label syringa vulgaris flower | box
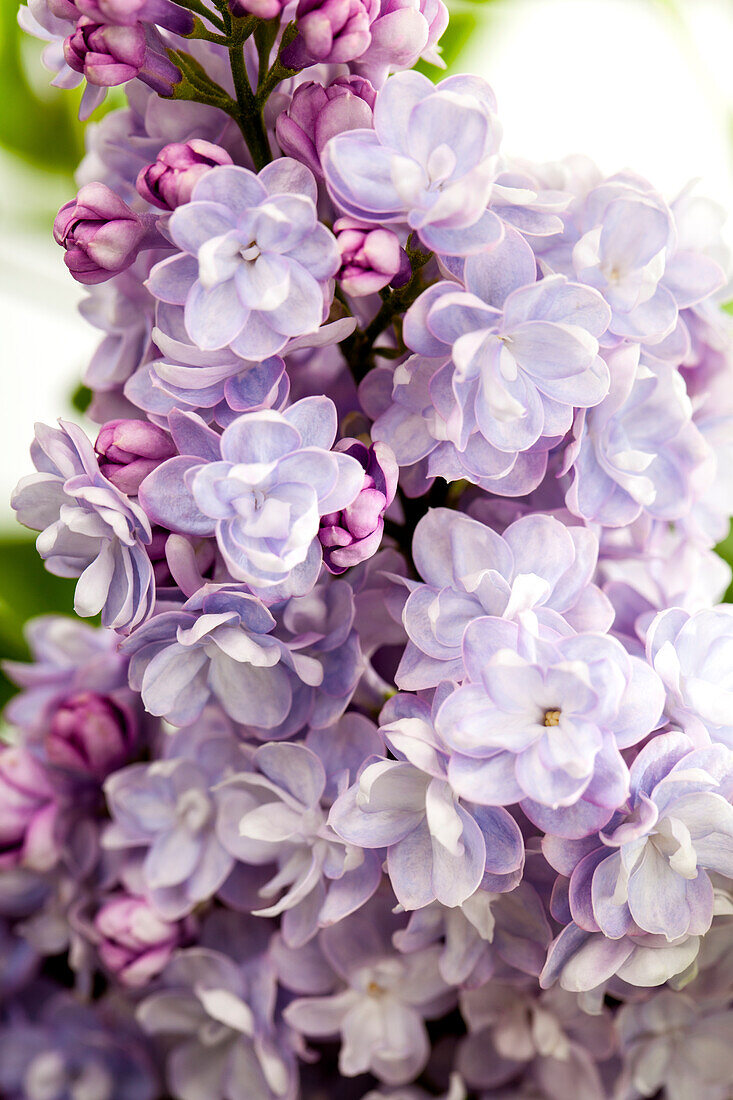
[434,619,664,827]
[564,344,710,529]
[646,605,733,749]
[395,507,612,690]
[280,892,455,1085]
[146,160,342,361]
[560,732,733,943]
[216,741,381,947]
[372,226,611,494]
[11,420,155,632]
[139,398,365,599]
[323,70,503,256]
[330,690,524,909]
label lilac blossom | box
[137,930,298,1100]
[564,345,710,528]
[331,692,524,909]
[393,880,552,986]
[319,438,398,573]
[371,226,611,494]
[0,993,158,1100]
[136,140,233,210]
[44,689,138,779]
[275,76,377,178]
[396,507,613,689]
[147,160,341,360]
[335,217,405,296]
[11,420,155,632]
[95,417,175,494]
[616,990,733,1100]
[79,254,158,395]
[217,741,381,946]
[120,585,324,728]
[280,893,455,1084]
[103,724,249,917]
[64,15,181,97]
[54,182,163,284]
[562,732,733,942]
[284,0,379,68]
[458,984,616,1100]
[95,892,187,987]
[355,0,449,86]
[323,70,504,256]
[434,619,664,819]
[646,606,733,748]
[138,399,364,597]
[17,0,108,118]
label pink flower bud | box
[95,418,176,494]
[95,893,186,987]
[319,439,398,572]
[229,0,286,17]
[283,0,379,68]
[46,691,138,780]
[334,217,405,296]
[64,16,147,84]
[54,182,159,285]
[0,748,59,872]
[276,76,376,178]
[136,140,233,211]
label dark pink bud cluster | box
[136,141,233,211]
[95,419,176,494]
[320,439,398,572]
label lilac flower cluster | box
[5,0,733,1095]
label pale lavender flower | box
[458,984,616,1100]
[138,399,364,597]
[0,993,158,1100]
[3,615,130,738]
[323,70,503,256]
[95,892,187,987]
[335,217,405,296]
[120,584,322,728]
[540,919,703,993]
[54,182,163,285]
[396,507,613,690]
[377,226,611,487]
[393,879,552,987]
[103,725,249,917]
[0,747,60,873]
[646,606,733,749]
[435,619,664,818]
[147,160,341,361]
[136,139,233,210]
[616,989,733,1100]
[280,892,455,1084]
[319,438,398,573]
[137,932,298,1100]
[217,741,381,946]
[275,76,377,178]
[11,420,155,632]
[563,732,733,942]
[331,692,524,909]
[95,417,175,494]
[564,345,710,528]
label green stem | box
[228,30,272,170]
[177,0,226,31]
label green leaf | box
[71,384,93,415]
[0,538,78,712]
[716,521,733,603]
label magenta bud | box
[0,748,59,872]
[46,691,138,780]
[283,0,379,68]
[319,439,398,573]
[335,217,403,297]
[54,182,158,285]
[64,16,147,84]
[95,893,186,987]
[275,76,376,178]
[229,0,286,16]
[136,140,233,211]
[95,418,176,494]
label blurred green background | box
[0,0,731,712]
